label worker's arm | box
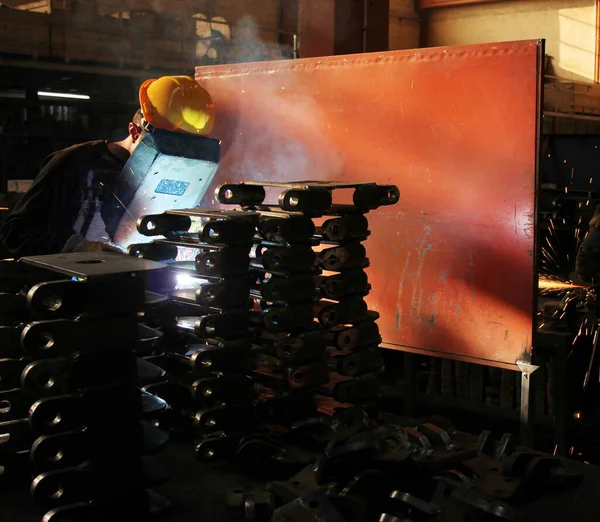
[0,150,85,257]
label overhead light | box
[37,91,90,100]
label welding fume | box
[0,75,218,259]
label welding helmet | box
[139,75,215,135]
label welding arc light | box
[37,91,91,100]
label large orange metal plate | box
[196,40,542,368]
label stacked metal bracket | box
[215,181,399,426]
[0,253,171,521]
[128,209,257,462]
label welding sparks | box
[112,192,136,221]
[538,275,583,293]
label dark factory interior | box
[3,0,600,521]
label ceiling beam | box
[0,56,187,79]
[419,0,505,8]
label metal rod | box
[545,111,600,123]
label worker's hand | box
[62,235,124,255]
[83,241,124,254]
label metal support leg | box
[517,360,539,446]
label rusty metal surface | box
[195,40,542,367]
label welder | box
[0,75,214,258]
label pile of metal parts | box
[217,181,396,426]
[0,253,172,521]
[131,209,257,458]
[227,418,586,522]
[126,181,398,461]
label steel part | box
[136,323,165,355]
[42,502,103,522]
[388,490,440,517]
[127,242,179,262]
[31,466,143,510]
[198,219,256,246]
[416,423,454,450]
[339,469,395,517]
[278,188,333,215]
[237,436,315,479]
[0,260,63,295]
[258,215,316,243]
[516,359,539,446]
[190,403,256,434]
[318,270,370,301]
[226,489,275,522]
[502,451,542,478]
[196,280,250,309]
[329,346,382,377]
[255,390,319,424]
[495,434,516,459]
[256,275,316,304]
[195,432,238,462]
[252,244,316,274]
[30,429,141,472]
[315,298,369,328]
[0,326,23,358]
[318,244,368,272]
[137,213,192,237]
[318,215,370,242]
[21,354,136,397]
[175,373,253,406]
[0,388,33,422]
[260,331,326,363]
[216,183,266,206]
[20,317,138,360]
[40,487,162,521]
[21,252,168,281]
[319,372,380,403]
[27,278,146,320]
[476,430,495,456]
[196,40,542,367]
[271,493,346,522]
[193,311,250,339]
[326,322,381,351]
[165,342,250,376]
[257,342,326,367]
[403,427,433,452]
[0,418,34,453]
[195,247,251,278]
[253,305,315,333]
[141,389,169,418]
[137,357,167,385]
[240,181,379,190]
[352,185,400,210]
[28,386,142,435]
[142,421,170,455]
[292,407,367,444]
[254,361,330,390]
[0,358,25,391]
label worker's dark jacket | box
[0,141,125,258]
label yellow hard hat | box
[139,75,214,135]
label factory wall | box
[425,0,597,82]
[389,0,422,50]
